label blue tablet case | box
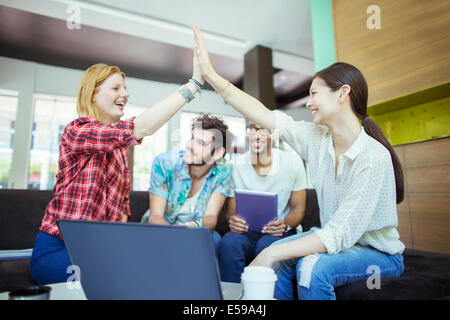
[234,189,278,233]
[58,220,222,300]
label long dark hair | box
[315,62,404,204]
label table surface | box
[0,281,243,300]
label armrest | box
[0,249,33,261]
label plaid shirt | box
[40,116,141,238]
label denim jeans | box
[218,230,295,283]
[212,230,222,257]
[272,228,405,300]
[30,231,73,285]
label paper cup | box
[241,266,277,300]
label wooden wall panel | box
[406,165,450,194]
[409,193,450,221]
[411,217,450,255]
[332,0,450,106]
[394,145,413,248]
[393,138,450,254]
[398,215,413,249]
[404,138,450,168]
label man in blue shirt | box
[141,113,234,253]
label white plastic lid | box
[241,266,277,282]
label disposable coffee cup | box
[241,266,277,300]
[9,285,52,300]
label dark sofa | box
[1,189,450,299]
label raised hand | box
[192,53,204,86]
[193,25,216,81]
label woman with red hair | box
[30,60,203,285]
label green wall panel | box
[371,95,450,146]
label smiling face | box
[306,77,342,126]
[183,128,219,166]
[247,122,271,155]
[92,73,129,124]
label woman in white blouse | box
[193,26,405,299]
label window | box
[0,90,18,188]
[27,95,167,191]
[122,105,168,191]
[179,112,246,159]
[28,94,78,190]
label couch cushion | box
[334,248,450,300]
[0,190,53,250]
[128,191,150,223]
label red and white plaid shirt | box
[40,116,141,238]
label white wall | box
[283,106,313,123]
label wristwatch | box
[284,222,292,234]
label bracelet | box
[284,223,292,234]
[188,79,202,100]
[193,218,203,228]
[177,84,195,103]
[189,78,203,89]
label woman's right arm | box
[193,26,275,129]
[133,55,204,139]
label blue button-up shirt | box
[142,150,233,224]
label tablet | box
[234,189,278,233]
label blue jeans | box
[212,230,222,257]
[272,229,405,300]
[218,230,295,283]
[30,231,73,285]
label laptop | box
[58,220,223,300]
[234,189,278,233]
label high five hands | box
[193,25,216,82]
[192,51,204,87]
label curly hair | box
[191,113,234,157]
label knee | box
[221,232,247,250]
[212,230,222,242]
[296,254,331,289]
[255,236,279,256]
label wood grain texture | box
[411,217,450,255]
[332,0,450,106]
[404,138,450,168]
[392,138,450,253]
[406,164,450,194]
